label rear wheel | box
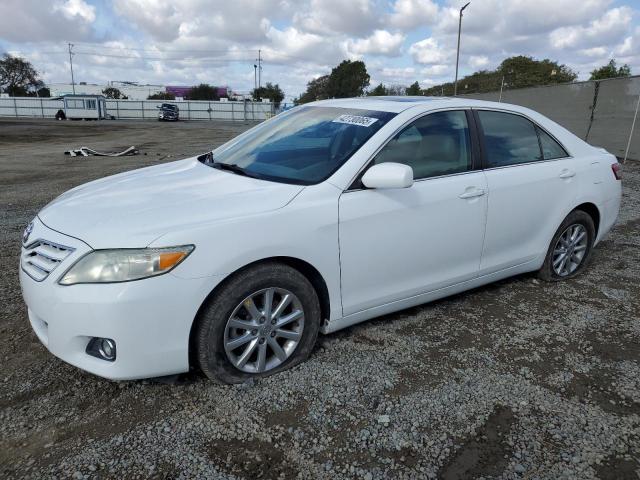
[538,210,595,281]
[194,262,321,383]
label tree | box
[590,59,631,80]
[186,84,219,100]
[102,87,127,99]
[423,55,577,96]
[367,83,388,96]
[325,60,370,98]
[0,53,40,96]
[405,81,421,96]
[252,82,285,107]
[386,84,405,96]
[35,86,50,97]
[296,60,370,104]
[147,91,175,100]
[295,75,329,104]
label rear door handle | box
[459,187,486,199]
[559,169,576,179]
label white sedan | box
[19,97,621,383]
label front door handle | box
[459,187,486,199]
[559,169,576,179]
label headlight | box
[58,245,194,285]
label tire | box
[538,210,596,282]
[194,262,321,384]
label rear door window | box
[477,110,542,168]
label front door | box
[339,110,488,316]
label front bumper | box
[19,218,218,380]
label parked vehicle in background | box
[19,97,621,383]
[158,103,179,121]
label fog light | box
[86,337,116,362]
[99,339,116,360]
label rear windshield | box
[207,106,396,185]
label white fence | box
[0,97,274,121]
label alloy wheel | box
[223,287,305,373]
[552,223,588,277]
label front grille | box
[22,240,75,282]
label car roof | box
[307,96,524,114]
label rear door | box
[339,110,488,315]
[475,109,582,273]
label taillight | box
[611,163,622,180]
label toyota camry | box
[19,97,621,383]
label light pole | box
[453,2,470,97]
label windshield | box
[206,106,396,185]
[162,104,177,110]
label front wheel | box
[194,262,321,383]
[538,210,595,282]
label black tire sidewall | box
[195,262,321,384]
[540,210,596,281]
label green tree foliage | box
[35,86,50,97]
[367,83,388,96]
[589,59,631,80]
[102,87,127,99]
[0,53,41,96]
[405,81,421,96]
[252,82,285,107]
[423,56,578,96]
[295,75,329,104]
[326,60,370,98]
[148,91,176,100]
[186,84,219,100]
[296,60,370,104]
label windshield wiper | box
[211,161,257,178]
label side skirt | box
[321,259,540,334]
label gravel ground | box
[1,119,639,479]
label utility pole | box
[499,75,505,102]
[454,2,470,97]
[68,43,76,94]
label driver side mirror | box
[361,163,414,189]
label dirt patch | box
[208,437,298,479]
[438,406,516,480]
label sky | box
[1,0,639,101]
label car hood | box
[38,157,304,248]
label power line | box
[42,50,256,63]
[72,41,258,55]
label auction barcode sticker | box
[332,114,379,127]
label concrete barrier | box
[464,76,640,161]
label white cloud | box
[409,37,449,64]
[264,26,345,66]
[469,55,489,69]
[550,7,632,49]
[293,0,379,36]
[346,30,405,57]
[388,0,439,30]
[53,0,96,23]
[420,65,448,75]
[0,0,97,42]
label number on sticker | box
[332,115,378,127]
